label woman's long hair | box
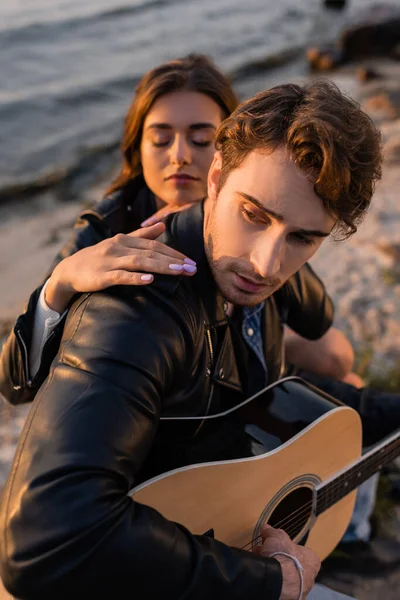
[106,53,238,196]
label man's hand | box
[255,525,321,599]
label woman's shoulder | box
[80,176,156,236]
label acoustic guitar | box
[131,377,400,560]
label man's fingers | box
[259,526,293,557]
[260,524,288,542]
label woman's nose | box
[170,136,191,166]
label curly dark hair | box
[215,80,383,239]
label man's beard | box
[204,216,282,307]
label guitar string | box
[240,489,352,550]
[239,501,314,552]
[239,501,313,551]
[239,443,400,552]
[242,459,378,546]
[240,470,394,553]
[256,500,313,536]
[241,508,318,552]
[273,441,400,532]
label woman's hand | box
[140,202,196,227]
[45,222,196,313]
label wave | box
[1,44,301,114]
[0,141,119,204]
[229,45,304,82]
[0,44,302,205]
[0,0,186,43]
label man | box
[0,80,391,600]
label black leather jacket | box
[0,177,156,405]
[0,202,334,600]
[0,177,332,406]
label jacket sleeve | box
[0,210,114,405]
[0,288,282,600]
[283,263,334,340]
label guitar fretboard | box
[316,432,400,515]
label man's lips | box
[233,273,266,293]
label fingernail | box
[141,274,153,281]
[169,264,184,271]
[183,264,196,273]
[184,258,196,266]
[141,219,155,227]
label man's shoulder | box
[65,275,202,346]
[56,279,203,384]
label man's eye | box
[241,207,257,222]
[292,233,315,246]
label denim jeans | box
[342,473,379,542]
[309,583,355,599]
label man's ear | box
[207,151,223,203]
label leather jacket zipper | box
[15,328,32,387]
[194,326,215,436]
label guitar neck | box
[316,429,400,515]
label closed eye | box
[191,140,213,147]
[152,140,171,148]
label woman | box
[0,53,357,406]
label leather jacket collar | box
[164,200,227,328]
[162,202,245,395]
[163,201,287,387]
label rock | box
[306,46,341,71]
[306,4,400,70]
[383,135,400,163]
[362,89,400,121]
[381,301,396,315]
[356,66,382,82]
[377,242,400,261]
[324,0,347,9]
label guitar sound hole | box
[267,487,313,541]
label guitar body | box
[131,378,363,560]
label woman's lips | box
[166,174,199,186]
[233,273,265,293]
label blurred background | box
[0,0,382,208]
[1,1,400,597]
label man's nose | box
[170,136,191,166]
[251,232,284,280]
